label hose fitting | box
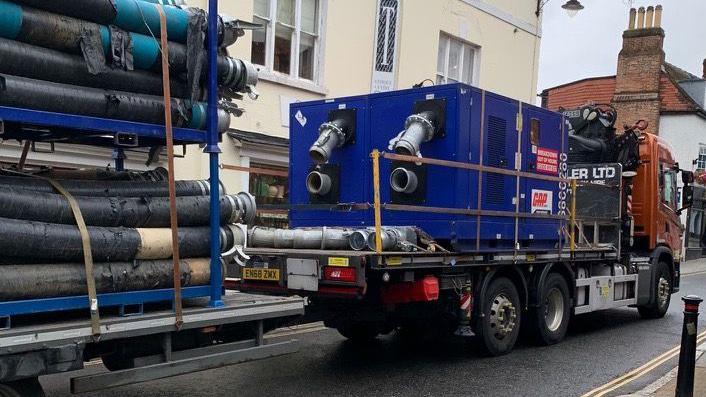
[393,111,438,156]
[306,171,332,196]
[309,118,352,164]
[390,167,418,194]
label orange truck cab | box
[631,132,694,287]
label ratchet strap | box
[46,178,102,338]
[2,168,102,337]
[156,4,184,329]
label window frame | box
[436,33,480,86]
[697,144,706,171]
[252,0,325,91]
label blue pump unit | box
[289,83,567,251]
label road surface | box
[41,261,706,397]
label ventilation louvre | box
[485,115,507,206]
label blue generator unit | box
[289,83,567,252]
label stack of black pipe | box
[0,0,258,131]
[0,169,257,301]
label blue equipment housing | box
[289,83,568,252]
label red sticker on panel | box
[536,147,559,175]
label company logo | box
[531,189,553,214]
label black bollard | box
[675,295,703,397]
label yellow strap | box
[46,178,102,337]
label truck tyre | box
[0,378,45,397]
[475,277,521,356]
[101,353,136,371]
[336,322,380,343]
[638,261,672,319]
[529,273,571,345]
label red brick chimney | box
[612,5,665,134]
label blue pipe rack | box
[0,1,225,318]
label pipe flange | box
[318,122,347,147]
[237,192,258,225]
[405,113,436,141]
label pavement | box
[39,258,706,397]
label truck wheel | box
[101,353,136,371]
[0,378,45,397]
[336,322,380,343]
[475,277,521,356]
[638,261,672,319]
[530,273,570,345]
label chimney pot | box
[645,6,654,28]
[628,8,636,29]
[637,7,646,29]
[654,5,663,28]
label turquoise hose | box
[0,1,22,39]
[112,0,189,43]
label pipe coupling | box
[393,111,437,156]
[390,167,418,194]
[306,171,332,196]
[309,120,348,164]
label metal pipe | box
[248,227,353,250]
[349,229,371,251]
[366,226,418,251]
[0,38,190,98]
[0,188,256,227]
[306,171,332,196]
[0,74,230,131]
[0,175,212,197]
[390,167,419,194]
[0,258,220,300]
[0,217,243,263]
[393,111,438,156]
[308,118,352,164]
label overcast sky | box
[538,0,706,93]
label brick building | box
[541,5,706,259]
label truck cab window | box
[661,167,677,209]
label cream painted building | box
[178,0,544,225]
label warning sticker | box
[295,110,307,127]
[536,147,559,175]
[531,189,553,214]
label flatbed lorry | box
[234,93,695,356]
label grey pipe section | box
[249,227,352,250]
[366,227,418,251]
[393,111,438,156]
[309,119,350,164]
[349,229,371,251]
[0,188,256,227]
[0,258,221,300]
[390,167,419,194]
[306,171,332,196]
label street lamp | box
[561,0,585,17]
[536,0,585,17]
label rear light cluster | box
[323,266,357,283]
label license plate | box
[242,268,280,281]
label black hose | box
[17,167,169,181]
[0,217,239,263]
[0,188,254,227]
[0,175,211,196]
[0,258,215,300]
[0,38,190,98]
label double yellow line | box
[581,330,706,397]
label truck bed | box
[0,293,304,355]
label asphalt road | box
[41,261,706,397]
